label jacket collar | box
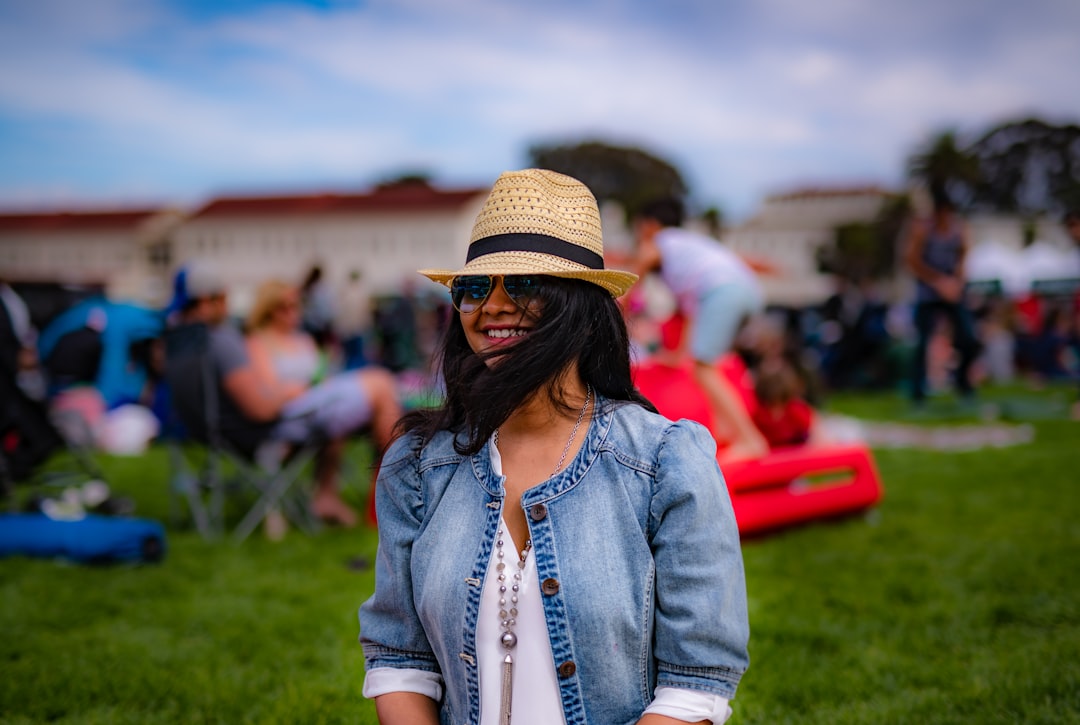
[470,394,615,501]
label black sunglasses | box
[450,275,544,314]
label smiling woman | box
[358,169,751,725]
[453,275,544,357]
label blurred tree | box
[906,119,1080,216]
[818,222,876,280]
[701,206,724,238]
[376,171,433,188]
[965,118,1080,216]
[527,140,688,218]
[907,130,981,207]
[817,193,911,280]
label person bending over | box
[631,197,770,462]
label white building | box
[169,179,487,313]
[722,187,893,306]
[7,179,1070,319]
[0,208,184,303]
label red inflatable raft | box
[632,355,883,537]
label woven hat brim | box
[419,251,637,298]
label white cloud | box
[0,0,1077,218]
[787,50,845,87]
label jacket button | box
[541,578,560,595]
[557,661,576,678]
[529,504,547,521]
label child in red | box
[752,360,814,448]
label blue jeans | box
[912,300,981,401]
[341,334,369,370]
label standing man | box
[632,197,770,462]
[1064,208,1080,420]
[904,186,981,405]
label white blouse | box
[362,439,732,724]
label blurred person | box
[373,284,419,373]
[0,278,44,399]
[820,276,892,390]
[620,274,674,362]
[1066,208,1080,249]
[1011,296,1045,382]
[1064,208,1080,419]
[359,169,749,725]
[974,295,1017,384]
[631,197,770,462]
[246,279,331,385]
[740,309,826,407]
[412,288,453,374]
[300,264,336,349]
[904,185,981,404]
[335,269,373,370]
[174,266,402,528]
[818,275,864,382]
[751,358,814,449]
[1026,303,1074,382]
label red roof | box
[193,180,486,219]
[0,209,162,233]
[766,186,891,202]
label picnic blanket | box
[819,414,1035,451]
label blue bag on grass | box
[0,514,166,564]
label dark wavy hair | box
[636,197,685,228]
[397,276,656,455]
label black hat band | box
[466,233,605,270]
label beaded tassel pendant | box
[496,529,530,725]
[499,653,514,725]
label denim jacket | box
[359,398,750,725]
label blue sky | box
[1,0,1078,220]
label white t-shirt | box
[656,227,760,316]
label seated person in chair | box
[172,263,402,527]
[246,279,334,390]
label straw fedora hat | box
[419,168,638,297]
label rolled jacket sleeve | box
[645,686,732,724]
[362,667,443,702]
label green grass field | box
[2,387,1078,724]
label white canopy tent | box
[965,240,1080,297]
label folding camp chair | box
[162,322,322,541]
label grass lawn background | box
[2,386,1078,724]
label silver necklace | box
[492,384,592,725]
[492,384,593,478]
